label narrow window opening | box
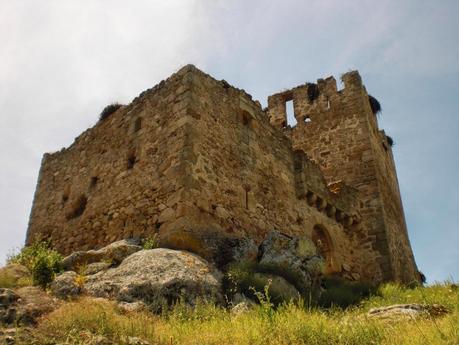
[240,111,252,128]
[326,97,331,110]
[90,176,98,189]
[243,185,251,209]
[242,113,250,126]
[62,186,70,205]
[134,117,142,132]
[312,225,334,273]
[127,152,136,170]
[286,100,297,127]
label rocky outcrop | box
[50,271,81,298]
[84,248,223,311]
[61,239,142,271]
[367,303,449,320]
[0,287,59,326]
[258,231,324,294]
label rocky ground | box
[0,233,456,344]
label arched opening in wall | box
[304,116,312,124]
[134,117,142,132]
[312,225,335,274]
[286,100,297,127]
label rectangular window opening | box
[286,100,297,127]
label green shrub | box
[318,276,377,309]
[368,95,382,114]
[99,103,123,122]
[8,241,63,289]
[142,234,159,250]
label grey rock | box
[231,301,252,316]
[0,289,19,307]
[258,231,324,294]
[0,287,59,326]
[50,271,81,298]
[124,336,151,345]
[252,273,300,302]
[84,248,223,312]
[62,239,142,271]
[85,262,112,275]
[368,303,449,320]
[117,301,147,313]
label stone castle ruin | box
[26,65,420,284]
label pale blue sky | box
[1,0,457,283]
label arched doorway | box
[312,225,335,274]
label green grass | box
[21,282,459,345]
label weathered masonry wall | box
[267,71,418,283]
[26,64,419,284]
[26,68,195,254]
[158,67,373,278]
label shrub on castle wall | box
[98,103,123,122]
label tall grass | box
[27,282,458,345]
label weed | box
[142,234,160,250]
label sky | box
[0,0,458,283]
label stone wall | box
[26,65,419,284]
[146,67,372,278]
[26,68,194,254]
[267,71,419,282]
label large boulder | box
[62,239,142,271]
[84,248,223,311]
[252,273,300,303]
[50,271,81,298]
[258,231,324,294]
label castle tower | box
[267,71,419,283]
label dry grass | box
[18,282,459,345]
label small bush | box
[386,135,394,147]
[142,234,159,250]
[368,95,382,114]
[318,276,377,309]
[99,103,123,122]
[8,241,63,289]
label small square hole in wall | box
[304,116,312,123]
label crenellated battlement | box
[267,71,370,130]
